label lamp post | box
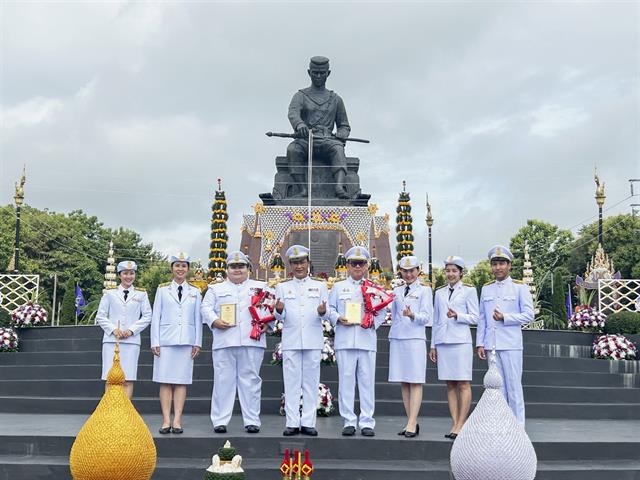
[594,170,606,245]
[426,194,434,285]
[13,167,26,274]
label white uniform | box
[150,281,203,385]
[432,282,479,381]
[388,281,432,384]
[327,277,386,429]
[201,278,269,428]
[476,277,534,425]
[96,285,152,381]
[275,276,328,429]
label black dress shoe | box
[449,433,458,440]
[445,433,453,438]
[300,426,318,436]
[171,427,183,434]
[341,426,356,436]
[214,425,227,434]
[283,427,300,436]
[361,427,375,437]
[245,425,260,434]
[404,424,419,438]
[158,426,171,435]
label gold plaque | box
[345,301,362,324]
[219,304,236,326]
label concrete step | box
[0,395,637,419]
[16,325,599,347]
[15,337,598,359]
[3,349,639,374]
[1,363,637,387]
[3,378,639,403]
[3,455,640,480]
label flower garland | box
[0,327,19,352]
[361,280,394,328]
[271,342,283,365]
[568,305,606,332]
[321,337,336,366]
[248,287,276,340]
[284,211,348,224]
[11,302,47,328]
[592,334,637,360]
[279,383,335,417]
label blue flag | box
[75,285,87,316]
[565,286,573,320]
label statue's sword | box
[265,131,370,143]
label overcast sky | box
[1,1,638,269]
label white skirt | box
[152,345,194,385]
[436,343,473,381]
[388,339,426,384]
[102,343,140,381]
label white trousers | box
[210,346,264,428]
[495,349,525,425]
[283,349,321,428]
[336,349,376,429]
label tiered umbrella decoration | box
[395,181,414,261]
[209,179,228,280]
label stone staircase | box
[0,326,638,479]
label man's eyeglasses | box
[348,260,367,267]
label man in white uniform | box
[274,245,328,436]
[201,251,271,434]
[476,245,534,425]
[327,246,386,437]
[96,260,152,399]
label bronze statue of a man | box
[287,56,351,199]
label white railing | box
[0,274,40,313]
[598,279,640,316]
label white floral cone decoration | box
[450,352,537,480]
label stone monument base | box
[240,204,392,280]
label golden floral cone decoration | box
[69,342,156,479]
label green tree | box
[0,205,163,312]
[567,214,640,279]
[550,268,567,325]
[137,263,172,305]
[509,219,574,308]
[59,277,78,325]
[466,261,492,297]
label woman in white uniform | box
[388,256,433,438]
[96,260,152,399]
[150,252,203,434]
[430,256,479,439]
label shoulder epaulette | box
[158,282,171,288]
[435,284,447,291]
[419,281,432,288]
[463,283,474,288]
[106,286,117,290]
[484,280,496,286]
[134,287,146,292]
[512,279,524,284]
[280,278,293,282]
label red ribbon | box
[360,279,394,329]
[248,288,276,340]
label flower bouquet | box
[592,334,637,360]
[317,383,335,417]
[322,319,334,338]
[568,305,606,332]
[279,383,336,417]
[0,327,19,352]
[248,287,276,340]
[269,319,284,337]
[360,280,394,328]
[271,342,283,365]
[321,337,336,366]
[11,302,47,328]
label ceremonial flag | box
[565,286,573,320]
[75,285,87,316]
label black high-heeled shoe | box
[404,424,420,438]
[397,429,406,436]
